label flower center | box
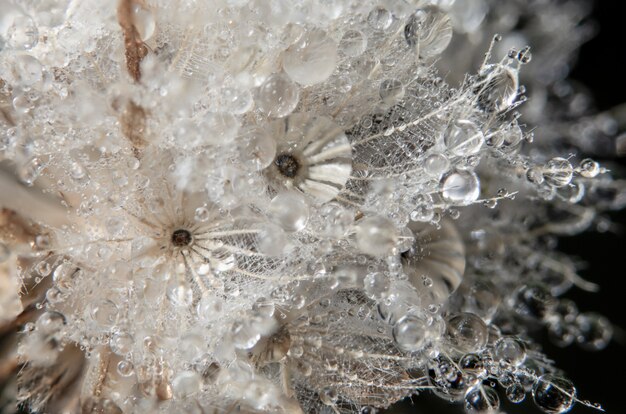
[274,153,300,178]
[171,229,192,247]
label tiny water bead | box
[506,383,526,403]
[171,229,193,247]
[441,169,480,205]
[404,6,453,59]
[282,29,338,86]
[444,312,488,354]
[579,158,600,178]
[255,73,300,117]
[132,4,156,41]
[268,191,309,232]
[493,336,526,366]
[443,120,484,156]
[464,385,500,413]
[238,128,277,171]
[392,314,427,352]
[532,374,576,414]
[379,79,405,105]
[543,158,574,188]
[367,7,393,31]
[355,216,398,256]
[475,65,519,113]
[6,15,39,50]
[339,29,367,57]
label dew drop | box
[543,158,573,188]
[404,6,453,59]
[393,314,427,352]
[441,169,480,205]
[339,30,367,57]
[283,29,337,86]
[256,73,300,117]
[532,374,576,414]
[367,7,393,31]
[355,216,398,256]
[444,120,484,156]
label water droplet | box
[355,216,398,256]
[444,120,484,156]
[424,152,450,178]
[465,385,500,412]
[194,206,210,222]
[404,6,453,59]
[575,312,612,351]
[167,283,193,307]
[507,383,526,403]
[269,191,309,232]
[110,332,133,355]
[379,79,405,105]
[256,73,300,117]
[257,224,287,256]
[283,29,337,86]
[533,374,576,414]
[339,30,367,57]
[196,293,224,324]
[364,272,391,300]
[367,7,393,31]
[172,371,201,398]
[132,5,156,41]
[441,169,480,205]
[444,312,488,353]
[7,15,38,50]
[543,158,573,187]
[18,157,46,186]
[579,158,600,178]
[117,360,134,377]
[393,314,427,352]
[494,336,526,366]
[12,54,42,86]
[475,65,518,113]
[317,386,337,405]
[238,128,277,172]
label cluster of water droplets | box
[0,1,623,414]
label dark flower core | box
[274,153,300,178]
[172,229,193,247]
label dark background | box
[391,1,626,413]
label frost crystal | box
[0,1,623,414]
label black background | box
[391,1,626,413]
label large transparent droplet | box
[379,79,405,105]
[532,374,576,414]
[543,158,573,188]
[132,5,156,41]
[404,6,453,59]
[444,120,484,156]
[475,65,519,113]
[355,216,398,256]
[238,128,277,171]
[12,54,42,87]
[367,7,393,31]
[494,336,526,366]
[464,385,500,413]
[393,314,427,352]
[441,169,480,205]
[339,30,367,57]
[283,29,337,86]
[172,371,201,398]
[268,191,309,232]
[256,73,300,117]
[6,15,39,50]
[444,312,488,353]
